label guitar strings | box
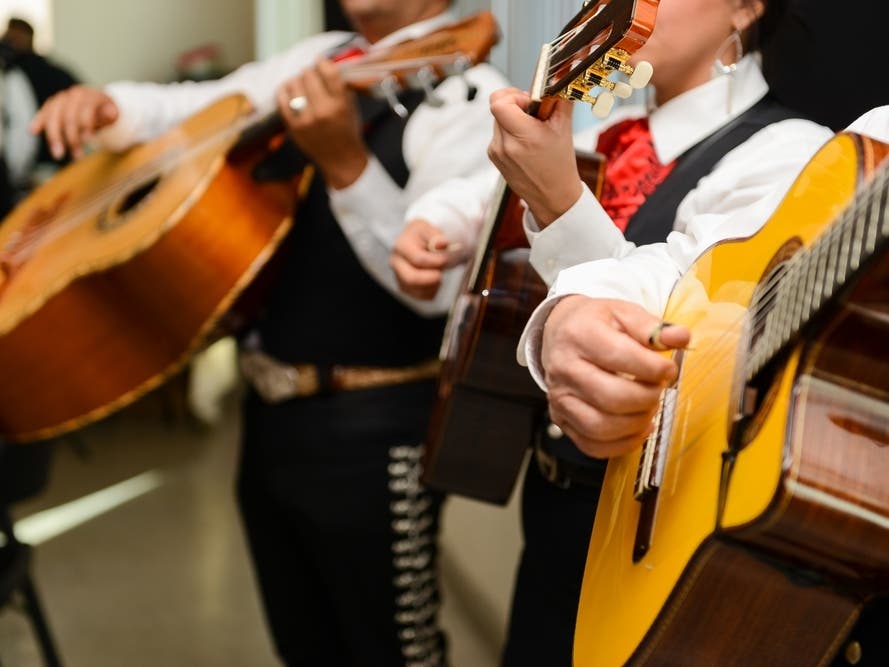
[747,164,889,335]
[1,52,473,263]
[1,116,257,261]
[637,168,889,460]
[677,158,889,372]
[648,165,889,466]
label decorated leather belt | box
[239,349,442,404]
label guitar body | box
[0,95,298,442]
[0,12,501,443]
[575,134,889,665]
[424,153,604,504]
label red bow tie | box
[595,117,676,232]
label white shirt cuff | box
[525,184,628,286]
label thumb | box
[649,322,691,351]
[425,233,450,252]
[97,101,119,127]
[609,301,691,351]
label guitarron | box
[575,133,889,665]
[0,12,498,443]
[424,0,658,504]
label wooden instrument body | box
[0,12,501,443]
[424,153,604,503]
[575,134,889,665]
[0,95,297,442]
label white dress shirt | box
[95,11,509,317]
[846,105,889,139]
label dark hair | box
[7,17,34,36]
[762,0,889,129]
[742,0,787,52]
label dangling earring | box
[714,30,743,114]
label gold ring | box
[648,322,671,351]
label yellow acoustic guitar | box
[0,12,498,443]
[575,132,889,665]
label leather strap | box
[240,349,441,404]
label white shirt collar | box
[648,53,769,163]
[357,10,459,52]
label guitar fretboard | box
[747,163,889,382]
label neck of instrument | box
[748,163,889,382]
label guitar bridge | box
[634,348,685,500]
[633,348,685,562]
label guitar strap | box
[623,95,801,245]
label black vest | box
[624,95,798,245]
[256,90,448,367]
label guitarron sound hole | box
[98,175,162,231]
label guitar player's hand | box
[487,87,582,228]
[277,58,369,190]
[30,85,120,160]
[541,296,690,459]
[390,219,461,300]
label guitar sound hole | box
[120,176,161,214]
[98,176,162,231]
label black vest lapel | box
[623,96,801,246]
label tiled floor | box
[0,383,501,666]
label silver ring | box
[288,95,308,114]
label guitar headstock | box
[341,12,500,116]
[531,0,658,119]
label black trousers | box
[501,455,604,667]
[237,380,446,667]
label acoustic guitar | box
[423,0,658,504]
[0,12,498,443]
[575,133,889,665]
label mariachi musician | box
[33,1,507,665]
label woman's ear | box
[733,0,765,32]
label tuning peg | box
[442,55,471,78]
[627,61,653,89]
[412,66,445,107]
[443,56,478,101]
[612,82,633,99]
[375,76,409,119]
[582,69,632,100]
[562,81,615,117]
[592,91,615,118]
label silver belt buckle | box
[239,350,301,404]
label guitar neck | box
[748,139,889,383]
